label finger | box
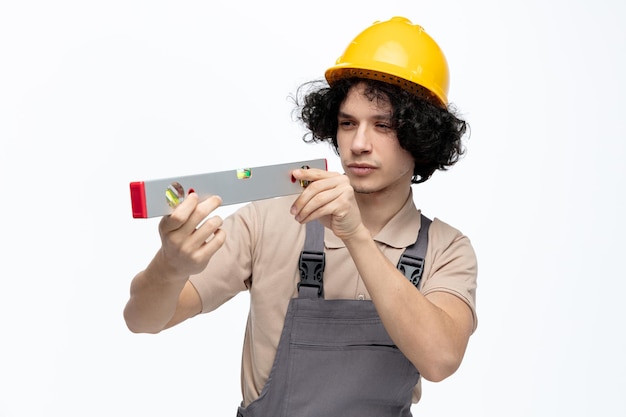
[175,226,227,275]
[190,214,224,247]
[186,194,223,232]
[291,174,348,219]
[294,182,353,223]
[161,194,222,236]
[296,188,346,223]
[291,168,336,182]
[196,227,227,260]
[160,192,200,234]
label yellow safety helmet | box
[325,16,450,107]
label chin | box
[351,182,380,195]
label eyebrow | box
[338,111,392,121]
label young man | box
[124,16,477,416]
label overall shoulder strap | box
[298,220,325,298]
[396,214,432,288]
[298,215,431,297]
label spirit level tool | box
[130,158,327,218]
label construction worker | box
[124,16,477,416]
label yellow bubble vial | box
[165,182,185,208]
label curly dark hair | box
[293,77,468,184]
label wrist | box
[147,249,190,285]
[341,223,371,245]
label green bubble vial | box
[236,168,252,179]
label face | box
[337,83,415,196]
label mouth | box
[347,163,377,176]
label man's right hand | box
[156,193,227,282]
[123,193,226,334]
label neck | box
[356,186,412,236]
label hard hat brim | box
[325,64,448,107]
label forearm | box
[123,250,189,334]
[343,226,470,381]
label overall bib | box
[237,215,431,417]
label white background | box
[1,0,625,415]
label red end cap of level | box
[129,182,147,218]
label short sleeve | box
[420,218,478,332]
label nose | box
[350,125,372,155]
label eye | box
[376,122,392,131]
[338,119,355,128]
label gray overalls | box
[237,215,431,417]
